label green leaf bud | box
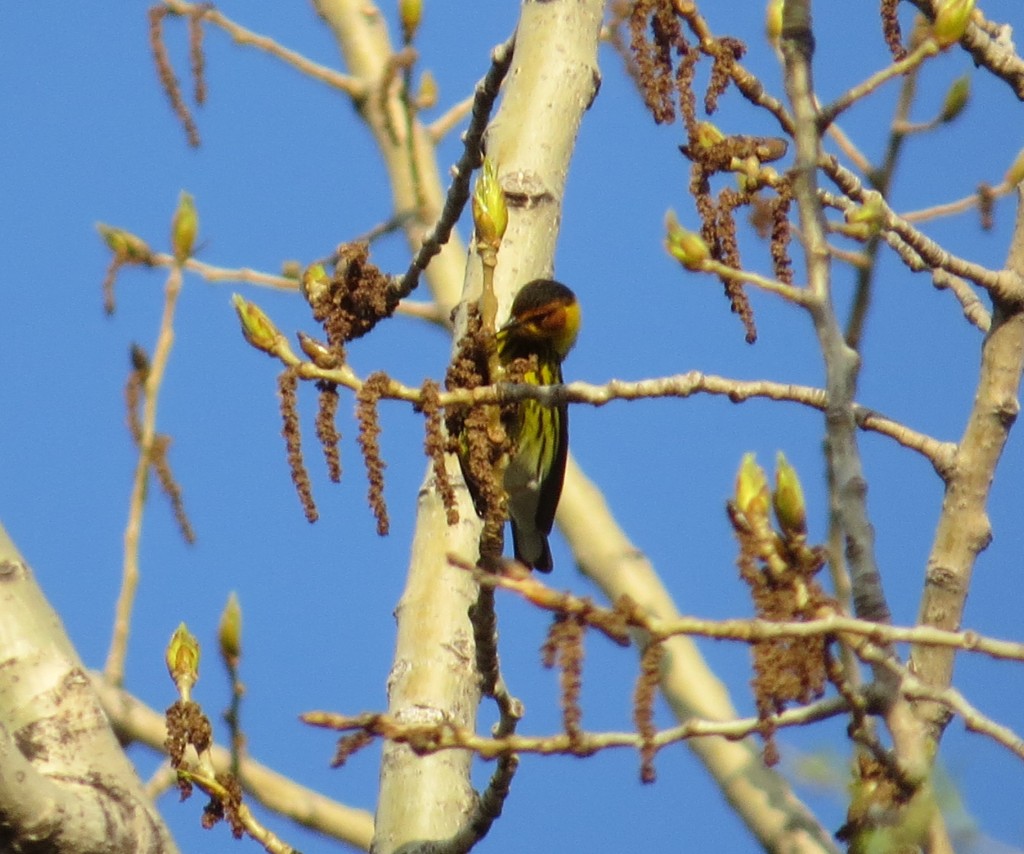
[170,191,198,263]
[938,74,970,123]
[232,294,282,355]
[166,622,200,701]
[773,451,807,537]
[218,592,242,668]
[664,210,711,271]
[932,0,975,48]
[472,157,507,250]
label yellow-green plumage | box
[496,279,580,572]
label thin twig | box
[824,159,1023,302]
[842,43,921,352]
[817,38,938,129]
[427,94,474,142]
[105,266,184,685]
[146,250,444,322]
[457,564,1024,664]
[901,0,1024,98]
[261,339,955,472]
[701,259,810,305]
[902,181,1013,224]
[177,763,299,854]
[674,1,795,135]
[824,122,872,176]
[859,645,1024,764]
[395,34,515,298]
[931,269,991,333]
[303,693,854,758]
[162,0,364,98]
[92,674,375,849]
[782,0,897,727]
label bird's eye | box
[539,305,566,331]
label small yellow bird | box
[495,279,580,572]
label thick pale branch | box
[310,2,607,851]
[911,187,1024,738]
[312,0,470,318]
[0,528,179,854]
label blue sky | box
[3,3,1024,852]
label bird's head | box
[499,279,580,362]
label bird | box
[495,279,580,572]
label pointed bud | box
[765,0,784,46]
[754,137,788,163]
[171,191,198,263]
[300,263,331,305]
[1004,147,1024,189]
[932,0,975,47]
[844,192,886,236]
[130,343,151,375]
[472,157,507,250]
[416,70,438,109]
[693,121,726,150]
[399,0,422,44]
[297,330,342,368]
[735,453,771,523]
[665,210,711,271]
[166,622,200,701]
[773,452,807,537]
[938,75,970,123]
[733,155,763,193]
[97,224,153,264]
[232,293,282,355]
[218,592,242,669]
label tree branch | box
[91,675,374,850]
[782,0,892,631]
[105,265,185,686]
[911,187,1024,739]
[304,694,854,760]
[903,0,1024,99]
[458,562,1024,665]
[556,459,840,854]
[162,0,364,97]
[823,160,1024,302]
[0,526,179,854]
[242,326,957,473]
